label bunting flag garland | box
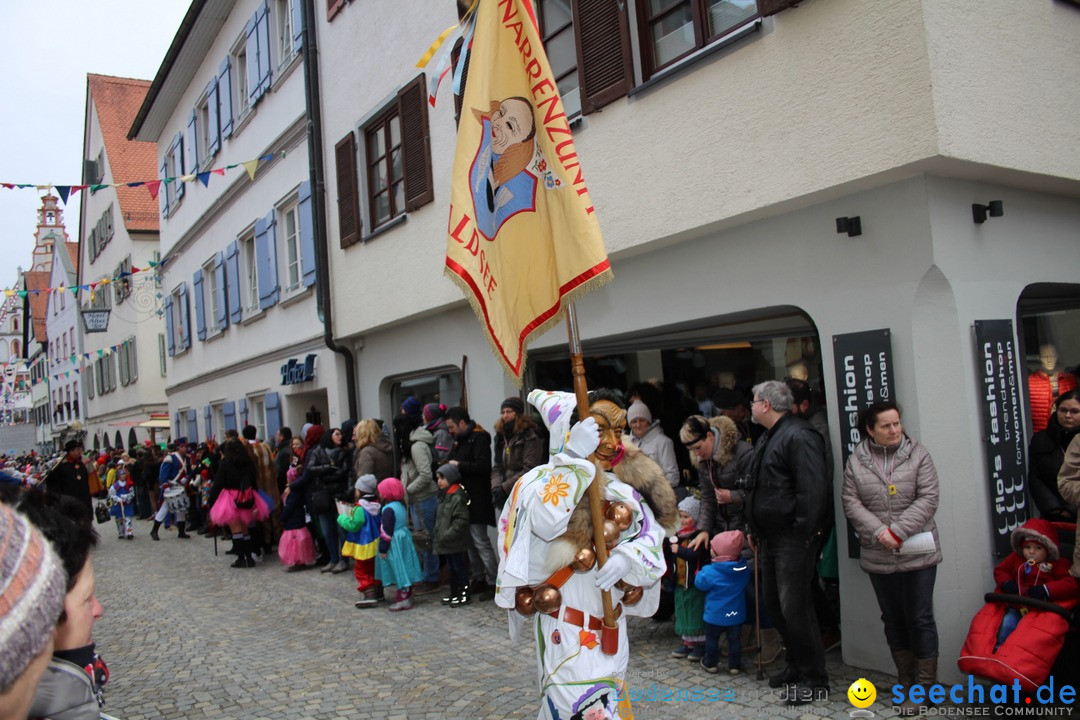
[0,260,166,302]
[0,151,285,205]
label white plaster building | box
[43,242,85,449]
[131,0,344,444]
[313,0,1080,681]
[78,74,169,453]
[0,278,30,428]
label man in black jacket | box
[44,441,92,523]
[745,380,831,706]
[446,406,496,601]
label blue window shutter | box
[187,110,199,174]
[257,1,273,98]
[213,252,227,328]
[223,401,236,431]
[292,0,303,53]
[174,132,185,200]
[159,158,170,217]
[193,270,206,340]
[239,398,248,427]
[206,78,220,156]
[176,412,183,439]
[204,405,212,441]
[225,241,242,324]
[178,284,191,349]
[218,56,233,139]
[245,11,260,106]
[265,392,282,439]
[164,295,175,356]
[298,181,316,287]
[255,210,279,309]
[187,408,199,444]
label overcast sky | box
[0,1,188,290]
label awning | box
[138,418,171,429]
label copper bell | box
[603,520,620,548]
[514,586,537,616]
[614,579,631,591]
[532,584,562,614]
[606,501,633,531]
[621,585,644,606]
[571,547,596,573]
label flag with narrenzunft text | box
[441,0,611,383]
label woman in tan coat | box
[841,401,942,696]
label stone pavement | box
[92,521,898,720]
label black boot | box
[177,521,190,539]
[150,521,162,541]
[230,538,252,568]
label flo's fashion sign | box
[832,328,894,559]
[973,320,1028,556]
[444,0,611,382]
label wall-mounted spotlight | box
[972,201,1003,224]
[836,216,861,237]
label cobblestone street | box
[93,521,896,720]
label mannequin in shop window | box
[1028,344,1078,433]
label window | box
[276,0,301,67]
[233,39,251,117]
[161,132,185,216]
[213,404,226,441]
[636,0,758,79]
[249,395,267,442]
[203,259,222,333]
[242,234,259,313]
[339,75,432,245]
[114,255,133,304]
[195,88,216,165]
[537,0,581,118]
[88,205,115,263]
[387,368,463,427]
[164,284,190,355]
[281,200,302,291]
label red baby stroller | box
[957,521,1078,692]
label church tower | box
[30,194,69,273]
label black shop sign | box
[832,329,895,558]
[973,320,1028,557]
[280,354,317,386]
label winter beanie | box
[678,496,701,520]
[710,529,745,561]
[377,477,405,503]
[437,463,461,485]
[627,401,652,424]
[355,474,378,496]
[501,396,525,415]
[0,503,67,692]
[422,403,446,424]
[401,397,423,423]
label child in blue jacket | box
[694,529,750,675]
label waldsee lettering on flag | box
[442,0,611,383]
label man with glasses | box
[745,380,831,706]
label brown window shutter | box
[334,132,361,248]
[575,0,633,115]
[758,0,803,16]
[327,0,345,21]
[399,73,434,212]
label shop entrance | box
[283,390,329,435]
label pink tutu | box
[278,528,316,567]
[210,488,271,528]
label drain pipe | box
[301,0,358,419]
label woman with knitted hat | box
[0,501,67,720]
[627,401,678,488]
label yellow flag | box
[445,0,611,383]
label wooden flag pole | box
[565,302,618,633]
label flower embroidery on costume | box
[579,630,599,650]
[540,473,570,506]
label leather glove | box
[565,417,600,459]
[1027,585,1050,601]
[491,485,508,508]
[594,552,633,591]
[1000,580,1019,595]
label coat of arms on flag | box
[427,0,612,383]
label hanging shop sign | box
[973,320,1028,557]
[832,328,895,559]
[280,354,317,386]
[81,309,111,333]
